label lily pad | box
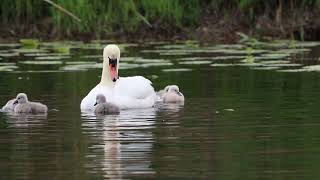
[0,43,20,48]
[20,61,63,65]
[135,58,170,63]
[141,62,173,67]
[13,48,47,54]
[210,64,236,67]
[53,46,70,54]
[20,39,39,48]
[274,48,311,54]
[209,49,268,55]
[251,66,281,70]
[0,52,19,57]
[35,56,70,60]
[159,51,192,56]
[162,68,193,72]
[277,69,308,72]
[65,61,93,65]
[0,65,18,71]
[260,53,291,59]
[0,62,15,66]
[179,61,212,65]
[261,60,291,64]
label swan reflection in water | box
[81,108,158,179]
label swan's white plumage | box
[80,76,156,110]
[80,44,157,111]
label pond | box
[1,40,320,179]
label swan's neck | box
[100,61,114,86]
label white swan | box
[80,44,157,110]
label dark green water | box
[1,41,320,179]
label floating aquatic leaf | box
[35,56,70,60]
[302,65,320,71]
[20,39,39,48]
[0,43,20,48]
[145,41,168,45]
[214,44,245,49]
[261,60,290,64]
[251,66,281,70]
[24,53,54,57]
[10,70,64,73]
[159,51,192,56]
[0,52,19,57]
[20,61,63,65]
[0,65,18,71]
[65,61,93,65]
[263,63,302,67]
[210,64,236,67]
[13,48,47,54]
[156,44,193,49]
[0,62,15,66]
[179,57,212,61]
[134,58,170,63]
[53,46,70,54]
[141,62,173,67]
[209,49,268,55]
[277,69,308,72]
[294,41,320,48]
[179,61,212,65]
[260,53,290,59]
[162,68,193,72]
[274,48,311,54]
[180,56,247,61]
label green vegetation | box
[1,0,320,39]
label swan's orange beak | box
[108,57,118,82]
[110,65,118,82]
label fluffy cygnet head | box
[102,44,120,83]
[165,85,182,95]
[94,94,107,106]
[14,93,28,104]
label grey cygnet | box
[94,94,120,115]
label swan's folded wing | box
[115,76,155,99]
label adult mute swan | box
[80,44,156,110]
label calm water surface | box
[1,41,320,179]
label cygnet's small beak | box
[94,102,97,106]
[175,91,183,96]
[13,100,18,105]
